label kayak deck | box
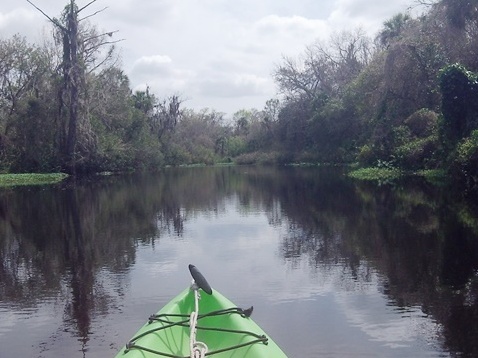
[116,287,288,357]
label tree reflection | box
[0,167,477,356]
[263,169,478,357]
[0,167,277,352]
[0,174,179,352]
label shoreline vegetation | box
[0,163,447,188]
[0,173,68,187]
[1,1,477,191]
[347,166,446,183]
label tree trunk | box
[65,1,79,175]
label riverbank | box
[347,166,446,183]
[0,173,68,187]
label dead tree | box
[27,0,121,174]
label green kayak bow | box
[115,264,288,358]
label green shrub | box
[456,129,478,163]
[395,135,439,169]
[439,64,478,144]
[227,136,247,157]
[404,109,439,138]
[450,130,478,183]
[357,144,376,165]
[348,166,402,181]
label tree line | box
[271,0,478,185]
[1,0,478,185]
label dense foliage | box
[1,0,478,186]
[270,0,478,186]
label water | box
[0,166,477,357]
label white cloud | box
[0,7,38,39]
[252,15,330,55]
[107,1,175,27]
[0,0,425,116]
[197,73,272,98]
[256,14,328,35]
[130,55,195,97]
[132,55,173,73]
[328,0,414,34]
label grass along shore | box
[0,173,68,187]
[347,166,446,183]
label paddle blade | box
[188,264,213,295]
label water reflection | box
[274,170,478,356]
[0,167,477,357]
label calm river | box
[1,166,477,357]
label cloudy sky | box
[1,0,422,117]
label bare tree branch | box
[86,47,115,74]
[77,0,98,13]
[83,38,124,57]
[413,0,436,6]
[84,30,119,42]
[79,7,108,22]
[26,0,65,30]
